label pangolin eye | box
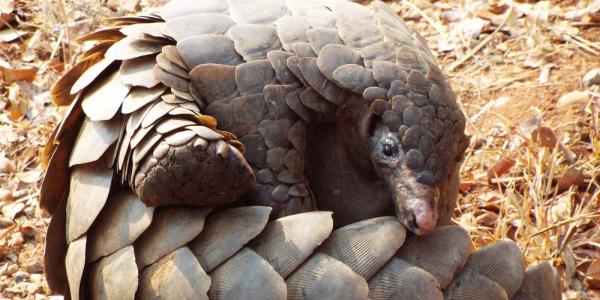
[381,139,398,157]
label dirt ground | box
[0,0,599,299]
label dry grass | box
[0,0,599,298]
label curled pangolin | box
[41,0,562,299]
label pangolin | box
[41,0,562,299]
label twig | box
[529,212,600,238]
[401,0,444,35]
[571,22,600,28]
[447,3,513,72]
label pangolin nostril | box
[410,213,419,230]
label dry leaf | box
[0,66,38,83]
[478,191,502,210]
[0,28,26,42]
[564,245,577,284]
[459,181,475,192]
[1,202,24,220]
[539,63,556,84]
[531,126,557,148]
[0,155,14,173]
[0,189,13,202]
[476,211,498,228]
[48,60,65,73]
[107,0,141,12]
[487,157,516,182]
[0,0,13,14]
[557,167,585,192]
[441,10,463,22]
[17,170,42,184]
[587,259,600,289]
[591,9,600,23]
[558,91,590,107]
[489,2,509,14]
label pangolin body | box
[41,0,561,299]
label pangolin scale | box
[41,0,561,299]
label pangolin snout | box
[405,200,437,235]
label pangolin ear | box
[359,108,378,142]
[369,99,390,116]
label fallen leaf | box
[0,0,13,14]
[48,60,64,73]
[591,9,600,23]
[558,91,590,107]
[557,167,585,192]
[461,19,486,39]
[587,259,600,289]
[0,155,14,173]
[531,126,557,148]
[459,181,475,192]
[489,2,509,14]
[564,245,577,285]
[478,191,502,210]
[475,211,499,227]
[487,157,516,182]
[0,28,26,42]
[107,0,141,12]
[539,63,557,84]
[1,202,24,220]
[0,66,38,83]
[17,170,42,184]
[441,10,463,23]
[0,189,13,202]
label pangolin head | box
[359,69,469,235]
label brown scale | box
[40,1,560,299]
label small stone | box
[30,273,43,283]
[557,91,589,108]
[24,261,44,274]
[2,264,18,276]
[12,271,29,282]
[583,68,600,88]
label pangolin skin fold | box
[41,0,561,299]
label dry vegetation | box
[0,0,599,298]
